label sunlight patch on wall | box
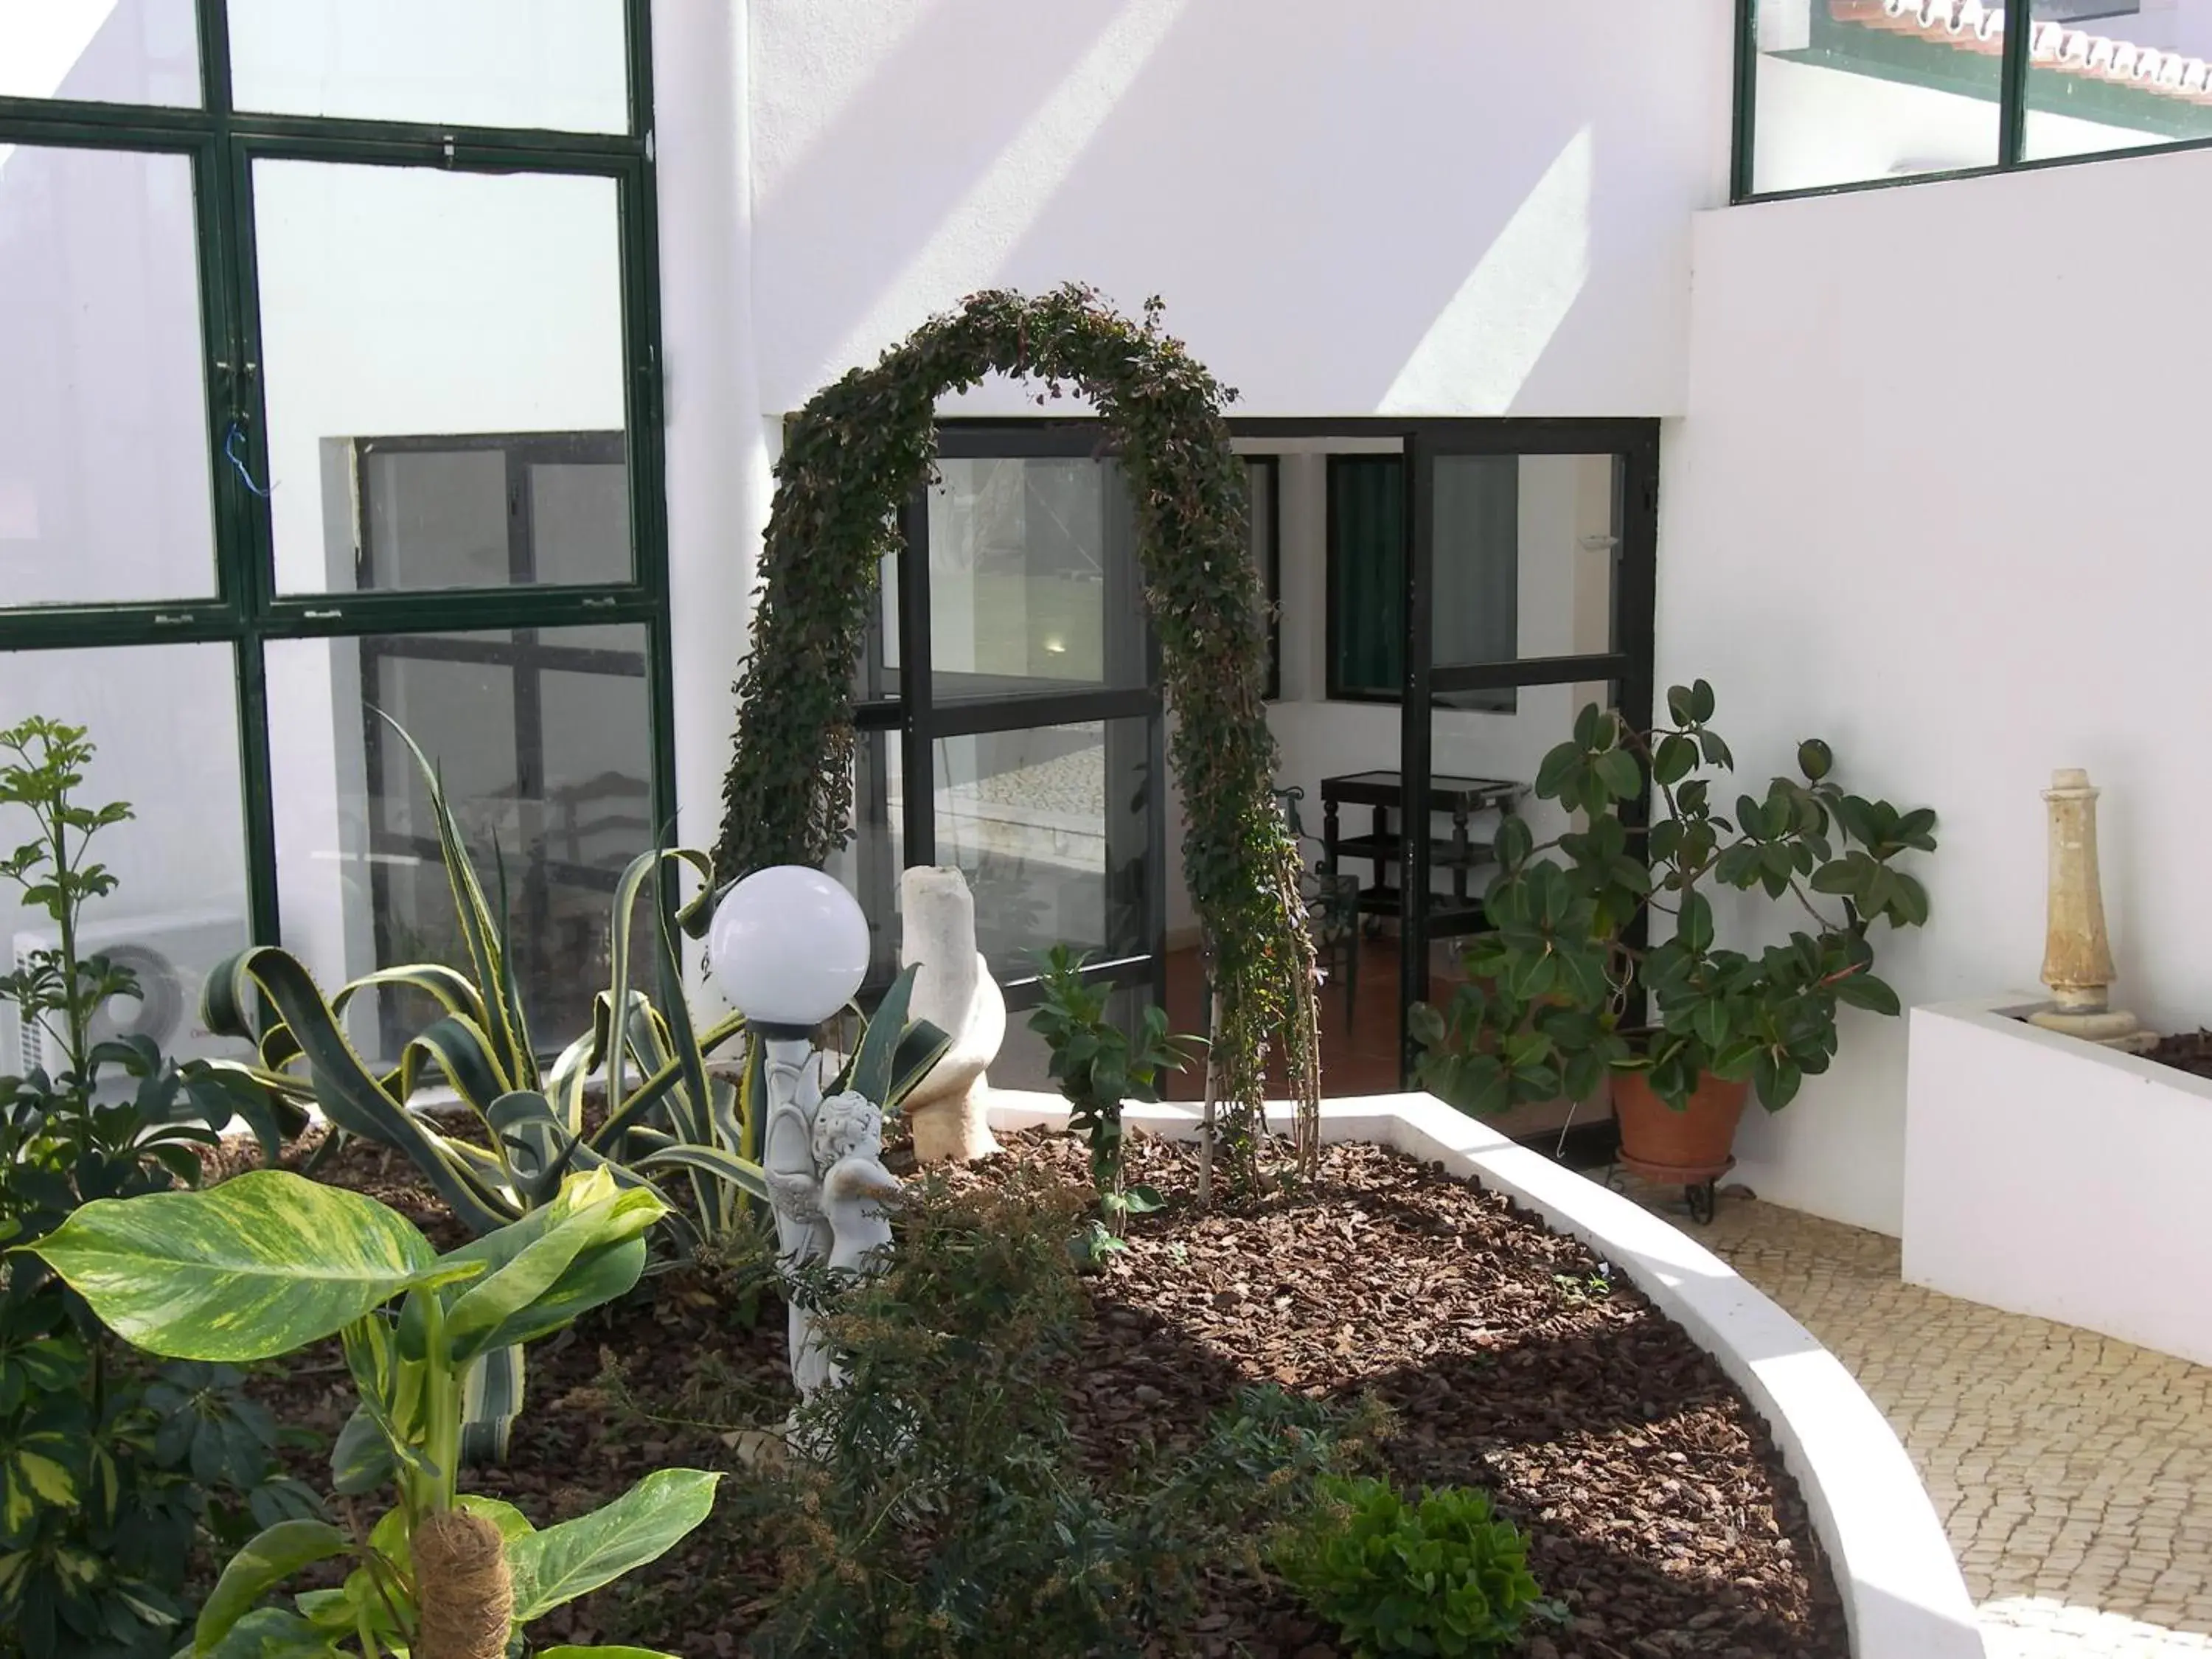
[1380,126,1593,415]
[829,0,1188,378]
[0,1,116,102]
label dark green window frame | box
[0,0,674,960]
[1733,0,2212,202]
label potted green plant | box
[1411,681,1937,1188]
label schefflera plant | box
[1413,682,1937,1116]
[24,1167,717,1659]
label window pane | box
[254,163,627,594]
[351,434,629,593]
[0,145,215,605]
[1328,456,1404,698]
[227,0,628,133]
[928,457,1147,701]
[823,728,905,985]
[933,719,1152,984]
[2024,4,2212,161]
[1750,0,2001,194]
[0,1,200,107]
[0,644,251,1079]
[268,623,653,1063]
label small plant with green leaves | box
[25,1166,719,1659]
[1412,682,1938,1118]
[0,717,304,1659]
[1270,1476,1550,1658]
[1024,945,1194,1264]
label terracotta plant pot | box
[1612,1069,1748,1186]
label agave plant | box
[198,717,948,1457]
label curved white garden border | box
[987,1088,1985,1659]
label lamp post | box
[709,865,874,1397]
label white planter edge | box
[1904,993,2212,1368]
[984,1087,1984,1659]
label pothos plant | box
[708,285,1319,1189]
[1412,682,1938,1117]
[25,1166,718,1659]
[1025,946,1195,1264]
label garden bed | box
[224,1124,1848,1657]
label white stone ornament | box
[897,866,1005,1163]
[2027,768,2157,1053]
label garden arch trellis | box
[709,286,1318,1180]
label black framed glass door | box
[836,423,1167,1014]
[1399,423,1660,1082]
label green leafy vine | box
[706,285,1318,1185]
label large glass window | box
[1739,1,2212,197]
[0,4,669,1057]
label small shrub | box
[729,1172,1380,1658]
[1272,1475,1547,1658]
[1025,944,1194,1266]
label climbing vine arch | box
[709,285,1318,1180]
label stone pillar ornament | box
[2027,768,2157,1052]
[897,866,1005,1163]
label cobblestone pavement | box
[1625,1182,2212,1656]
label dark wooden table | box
[1320,770,1523,933]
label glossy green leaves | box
[508,1468,720,1622]
[1413,681,1938,1119]
[25,1172,447,1362]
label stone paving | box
[1635,1183,2212,1655]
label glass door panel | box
[926,455,1147,702]
[931,717,1152,987]
[1401,429,1654,1091]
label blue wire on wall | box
[223,420,271,497]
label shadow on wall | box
[748,0,1725,416]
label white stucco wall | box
[745,0,1731,420]
[1663,142,2212,1235]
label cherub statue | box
[812,1092,901,1276]
[773,1091,902,1402]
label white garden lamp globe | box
[709,865,871,1034]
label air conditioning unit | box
[4,910,249,1079]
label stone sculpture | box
[763,1071,903,1402]
[2028,767,2156,1052]
[897,866,1005,1162]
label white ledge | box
[986,1088,1983,1659]
[1905,995,2212,1367]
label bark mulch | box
[2147,1028,2212,1081]
[220,1125,1851,1658]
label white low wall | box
[1904,996,2212,1369]
[986,1089,1983,1659]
